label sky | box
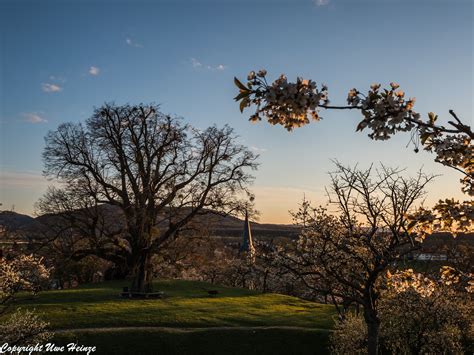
[0,0,472,223]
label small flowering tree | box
[331,267,473,354]
[275,163,435,354]
[234,71,473,235]
[0,252,52,345]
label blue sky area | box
[0,0,472,222]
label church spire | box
[239,209,255,259]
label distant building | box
[239,210,255,261]
[413,252,448,261]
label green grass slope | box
[19,280,335,354]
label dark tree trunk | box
[107,264,129,280]
[130,249,153,293]
[364,307,380,355]
[262,269,269,293]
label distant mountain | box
[0,211,41,232]
[208,216,299,239]
[1,207,470,246]
[1,206,299,240]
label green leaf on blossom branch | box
[234,91,250,102]
[234,77,250,92]
[240,97,250,113]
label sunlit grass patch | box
[15,279,335,354]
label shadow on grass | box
[54,328,331,355]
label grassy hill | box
[18,280,335,354]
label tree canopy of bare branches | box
[40,103,258,292]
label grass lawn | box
[17,280,336,354]
[54,328,332,355]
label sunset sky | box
[1,0,472,223]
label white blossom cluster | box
[386,269,436,297]
[234,72,473,196]
[439,266,461,286]
[423,134,473,195]
[347,83,420,140]
[387,267,473,296]
[0,254,50,301]
[0,254,52,345]
[0,309,52,344]
[439,266,474,294]
[234,70,329,130]
[409,199,473,238]
[379,269,472,354]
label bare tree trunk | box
[130,249,153,293]
[364,308,380,355]
[263,269,269,293]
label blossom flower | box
[233,71,472,194]
[370,83,381,91]
[234,69,329,130]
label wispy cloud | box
[251,146,268,153]
[48,75,66,83]
[0,170,50,188]
[125,37,143,48]
[314,0,330,6]
[191,58,202,68]
[41,83,62,93]
[23,112,48,124]
[88,66,100,76]
[205,64,227,71]
[190,58,227,71]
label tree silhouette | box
[41,103,258,292]
[277,163,434,354]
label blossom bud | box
[370,83,381,91]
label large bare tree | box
[41,103,258,293]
